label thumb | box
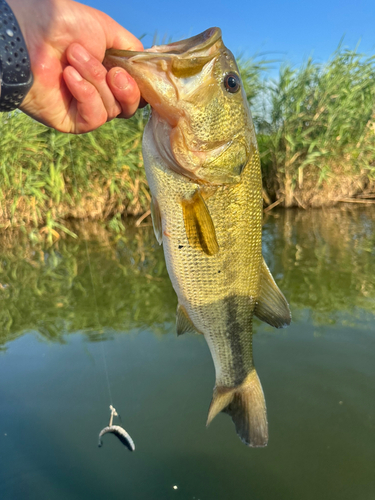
[97,11,144,52]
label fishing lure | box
[98,405,135,451]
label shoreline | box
[1,200,374,246]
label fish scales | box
[104,27,291,447]
[143,120,263,387]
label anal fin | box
[181,190,219,256]
[254,258,291,328]
[176,304,202,336]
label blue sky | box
[83,0,375,67]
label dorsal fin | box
[254,258,291,328]
[150,196,163,244]
[181,190,219,256]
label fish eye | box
[224,73,241,93]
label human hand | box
[8,0,143,133]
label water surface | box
[0,208,374,499]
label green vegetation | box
[0,110,149,240]
[257,48,375,207]
[1,44,375,237]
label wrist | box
[0,0,33,111]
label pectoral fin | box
[254,258,291,328]
[150,196,163,245]
[181,190,219,256]
[176,304,202,336]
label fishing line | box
[68,136,113,406]
[68,134,134,450]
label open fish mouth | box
[144,27,221,55]
[103,27,226,84]
[104,27,222,66]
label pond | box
[0,207,374,500]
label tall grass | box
[0,110,148,241]
[258,48,375,205]
[1,43,375,238]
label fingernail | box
[71,44,90,63]
[70,68,83,81]
[113,70,129,90]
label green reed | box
[258,47,375,205]
[0,109,148,240]
[1,43,375,237]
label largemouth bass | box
[104,28,291,447]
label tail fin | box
[206,369,268,447]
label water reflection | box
[1,208,374,500]
[1,207,375,346]
[263,207,375,325]
[0,223,175,345]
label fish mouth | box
[145,27,221,55]
[103,28,244,185]
[103,27,224,127]
[104,27,222,67]
[103,28,224,86]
